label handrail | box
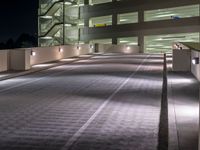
[39,22,63,37]
[40,0,63,16]
[40,0,78,16]
[40,15,63,34]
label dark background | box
[0,0,39,43]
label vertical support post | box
[138,35,144,53]
[138,10,144,53]
[84,0,89,5]
[112,7,117,45]
[112,38,118,45]
[63,1,65,45]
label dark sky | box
[0,0,39,42]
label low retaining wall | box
[0,44,93,72]
[173,49,200,81]
[0,50,8,72]
[97,44,139,54]
[191,50,200,81]
[30,44,93,66]
[172,49,191,71]
[0,44,140,72]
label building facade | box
[38,0,200,53]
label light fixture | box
[126,46,130,50]
[59,47,63,53]
[90,45,94,49]
[31,51,36,56]
[65,24,72,27]
[65,1,72,5]
[77,45,81,50]
[192,57,199,65]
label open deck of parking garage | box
[0,53,198,150]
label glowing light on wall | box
[31,51,36,56]
[126,46,131,50]
[192,57,199,65]
[77,45,81,50]
[59,47,64,53]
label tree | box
[6,38,14,49]
[0,42,6,50]
[15,33,37,48]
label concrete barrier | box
[172,42,200,81]
[0,50,8,72]
[0,43,140,72]
[30,44,93,66]
[96,44,139,54]
[10,49,31,71]
[172,49,191,71]
[191,50,200,81]
[0,44,93,72]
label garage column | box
[84,0,89,5]
[112,10,118,45]
[138,35,144,53]
[138,10,144,53]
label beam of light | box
[32,64,56,68]
[176,105,198,118]
[60,58,77,62]
[171,78,194,84]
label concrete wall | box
[0,50,8,72]
[172,49,191,71]
[10,49,31,71]
[97,44,139,54]
[30,44,92,66]
[0,43,140,72]
[191,50,200,81]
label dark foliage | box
[0,33,37,50]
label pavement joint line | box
[0,55,94,82]
[0,56,94,93]
[60,54,150,150]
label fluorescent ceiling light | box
[40,16,52,19]
[154,14,176,18]
[41,37,53,40]
[65,2,72,5]
[120,19,128,22]
[65,24,72,27]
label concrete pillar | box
[112,12,117,26]
[112,38,118,45]
[138,10,144,23]
[84,0,89,5]
[138,35,144,53]
[138,10,144,53]
[84,18,89,27]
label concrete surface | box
[0,53,163,150]
[0,55,92,82]
[168,72,199,150]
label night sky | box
[0,0,39,42]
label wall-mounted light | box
[77,45,81,50]
[59,47,63,53]
[192,57,199,65]
[126,46,130,50]
[90,44,94,49]
[31,51,36,56]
